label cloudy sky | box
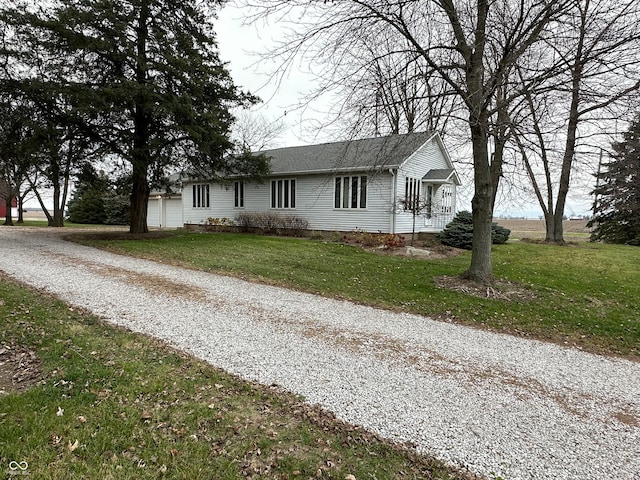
[215,6,323,148]
[214,6,595,218]
[27,4,594,217]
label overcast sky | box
[214,6,594,217]
[216,3,344,147]
[215,6,323,148]
[26,4,594,217]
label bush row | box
[342,229,406,249]
[201,210,511,248]
[234,212,309,237]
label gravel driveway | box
[1,228,638,479]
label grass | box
[72,230,640,359]
[2,220,124,229]
[0,275,473,480]
[508,230,591,241]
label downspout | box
[389,168,397,234]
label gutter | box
[389,168,397,234]
[184,165,403,183]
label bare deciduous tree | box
[241,0,570,283]
[509,0,640,242]
[320,33,460,139]
[232,109,287,151]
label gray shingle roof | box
[423,169,455,181]
[262,131,435,175]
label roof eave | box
[268,164,400,176]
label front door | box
[424,185,434,227]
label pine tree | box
[66,164,111,225]
[589,119,640,245]
[437,211,511,250]
[2,0,269,233]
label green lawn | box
[0,276,471,479]
[72,231,640,359]
[2,220,126,229]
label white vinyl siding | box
[183,173,392,232]
[181,133,457,233]
[395,137,457,233]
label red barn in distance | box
[0,180,18,218]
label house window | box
[271,179,296,209]
[404,177,420,211]
[334,175,367,209]
[234,181,244,208]
[192,184,210,208]
[441,185,453,213]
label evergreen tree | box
[67,188,107,224]
[438,211,511,250]
[589,118,640,245]
[0,97,32,226]
[67,164,131,225]
[66,164,109,224]
[2,0,269,233]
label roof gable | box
[422,168,461,186]
[262,131,435,175]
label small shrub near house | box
[343,229,406,250]
[207,217,234,226]
[437,211,510,250]
[235,212,309,237]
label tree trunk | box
[546,6,585,244]
[29,179,54,226]
[544,211,556,242]
[17,193,24,224]
[3,197,13,226]
[130,161,150,234]
[129,0,151,235]
[464,121,495,284]
[51,205,65,227]
[49,181,64,227]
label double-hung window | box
[234,181,244,208]
[441,185,453,213]
[334,175,367,209]
[404,177,421,211]
[271,179,296,209]
[192,184,210,208]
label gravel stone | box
[1,228,638,479]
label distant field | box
[495,218,591,240]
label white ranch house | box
[147,131,460,233]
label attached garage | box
[147,194,183,228]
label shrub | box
[343,229,406,249]
[234,212,309,237]
[207,217,234,226]
[437,211,510,250]
[492,223,511,245]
